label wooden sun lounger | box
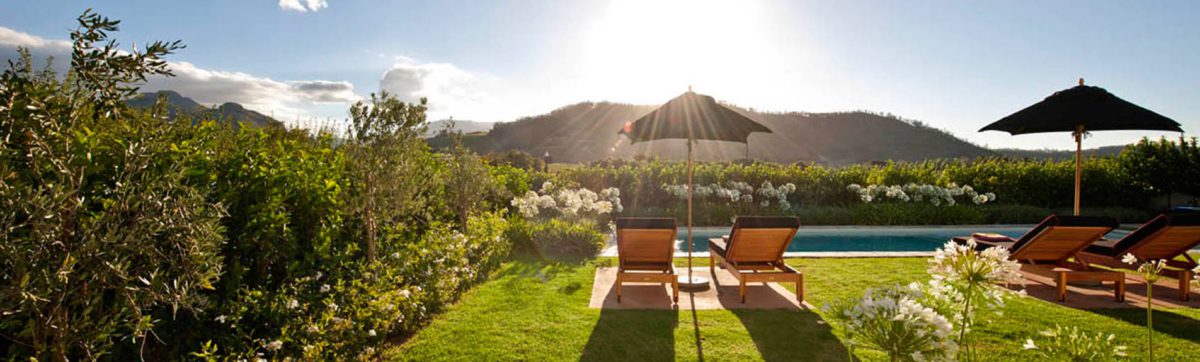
[953,215,1125,302]
[615,217,679,303]
[1078,213,1200,301]
[709,216,802,303]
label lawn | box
[385,257,1200,361]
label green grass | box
[386,257,1200,361]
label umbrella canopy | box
[620,90,772,143]
[980,80,1183,215]
[618,90,772,290]
[981,84,1182,135]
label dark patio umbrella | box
[619,89,772,288]
[981,79,1183,215]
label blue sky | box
[1,0,1196,149]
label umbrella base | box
[678,275,711,291]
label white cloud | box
[279,0,328,12]
[140,61,360,119]
[0,26,73,73]
[379,57,540,122]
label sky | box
[1,0,1197,149]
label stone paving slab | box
[589,267,809,310]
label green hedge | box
[554,158,1160,225]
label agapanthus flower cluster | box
[1122,253,1167,284]
[847,183,995,206]
[825,284,958,361]
[511,181,622,221]
[928,239,1024,320]
[756,181,798,210]
[663,181,795,207]
[1023,324,1128,361]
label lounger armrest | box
[972,239,1015,250]
[709,237,728,250]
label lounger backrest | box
[1010,215,1117,262]
[616,217,677,265]
[1119,213,1200,260]
[727,216,800,263]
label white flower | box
[1121,253,1139,265]
[1023,338,1037,350]
[319,284,331,293]
[368,329,377,337]
[328,302,339,311]
[306,325,319,333]
[265,340,283,351]
[286,299,299,309]
[214,315,227,324]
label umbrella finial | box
[688,84,693,93]
[1078,78,1084,86]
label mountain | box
[430,102,997,164]
[423,120,494,138]
[127,90,282,128]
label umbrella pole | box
[688,139,693,281]
[680,138,709,290]
[1074,125,1083,216]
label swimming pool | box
[612,226,1133,254]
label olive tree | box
[0,11,224,360]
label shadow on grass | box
[729,309,851,362]
[1089,308,1200,343]
[580,308,679,362]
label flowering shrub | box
[199,212,510,360]
[847,183,996,206]
[927,239,1024,360]
[511,182,622,223]
[661,181,797,210]
[827,239,1024,361]
[825,284,958,361]
[1023,325,1128,361]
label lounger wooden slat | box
[614,217,679,303]
[956,215,1126,302]
[1079,213,1200,301]
[709,216,802,303]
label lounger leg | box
[796,274,804,303]
[1181,270,1192,301]
[709,257,716,278]
[1057,272,1067,302]
[672,280,680,303]
[1116,276,1125,302]
[616,273,622,303]
[739,278,747,303]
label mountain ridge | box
[127,90,282,128]
[435,101,999,164]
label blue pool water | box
[672,226,1132,253]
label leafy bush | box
[529,219,607,261]
[0,13,225,360]
[0,12,524,361]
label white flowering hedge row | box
[847,183,996,206]
[661,181,798,211]
[511,181,622,221]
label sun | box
[577,0,790,105]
